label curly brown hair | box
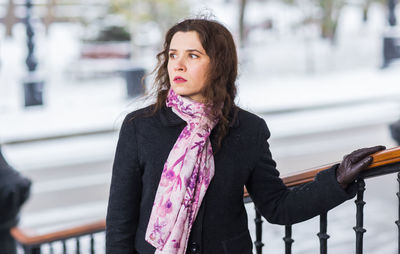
[151,18,239,154]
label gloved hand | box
[337,145,386,189]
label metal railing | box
[251,146,400,254]
[11,146,400,253]
[11,220,105,254]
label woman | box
[106,19,385,254]
[0,146,31,254]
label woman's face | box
[167,31,210,103]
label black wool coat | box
[106,105,356,254]
[0,147,31,230]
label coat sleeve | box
[0,163,31,227]
[245,118,357,225]
[106,115,142,253]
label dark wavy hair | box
[151,18,238,153]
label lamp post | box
[23,0,44,107]
[382,0,399,68]
[388,0,397,26]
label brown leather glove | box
[337,145,386,189]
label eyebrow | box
[169,49,205,55]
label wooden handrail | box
[11,147,400,247]
[282,146,400,187]
[11,220,106,246]
[243,147,400,198]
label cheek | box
[167,64,173,78]
[193,64,209,80]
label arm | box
[0,150,31,227]
[245,119,357,225]
[106,115,142,253]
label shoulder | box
[236,107,263,122]
[236,107,267,129]
[119,104,158,134]
[125,104,156,122]
[234,107,271,140]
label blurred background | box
[0,0,400,253]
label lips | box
[173,76,187,83]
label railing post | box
[254,205,264,254]
[317,212,329,254]
[353,179,366,254]
[90,234,95,254]
[24,245,41,254]
[283,225,294,254]
[396,172,400,254]
[62,240,66,254]
[76,237,81,254]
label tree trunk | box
[362,0,373,23]
[319,0,343,45]
[239,0,247,47]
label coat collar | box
[159,105,185,126]
[158,105,240,128]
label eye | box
[169,53,177,59]
[189,54,199,59]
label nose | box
[174,58,186,72]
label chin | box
[171,87,190,96]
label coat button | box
[190,242,199,254]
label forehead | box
[169,31,204,51]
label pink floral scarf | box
[145,89,219,253]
